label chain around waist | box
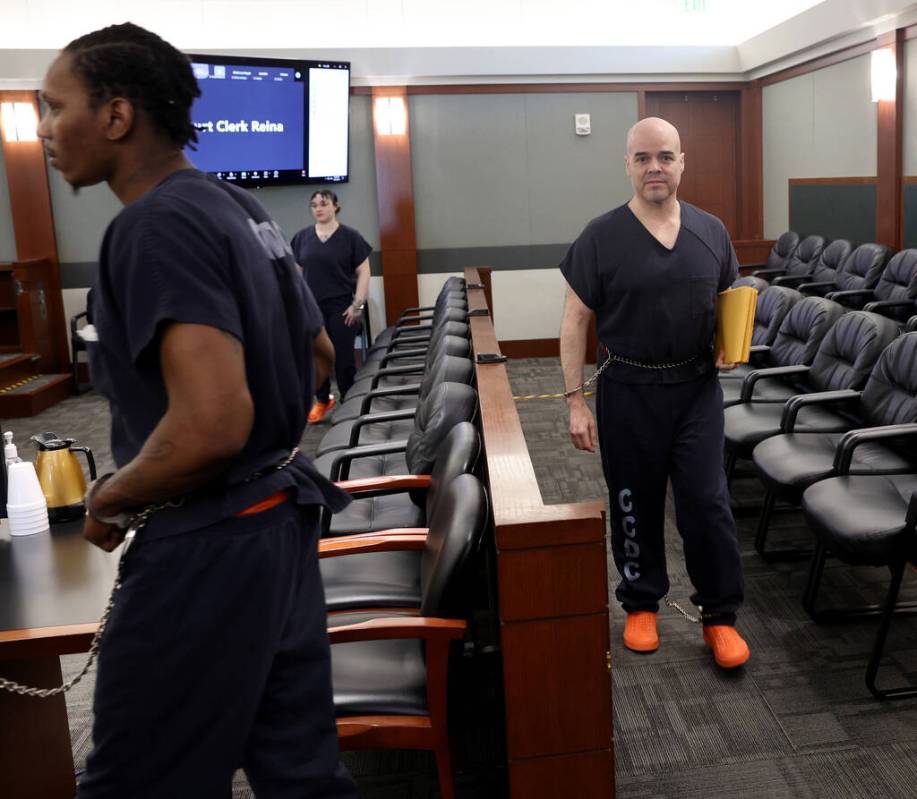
[602,345,703,371]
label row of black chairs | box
[722,266,917,699]
[313,277,489,799]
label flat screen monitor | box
[186,54,350,188]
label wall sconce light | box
[0,101,38,143]
[374,96,407,136]
[871,48,896,103]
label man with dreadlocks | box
[38,22,359,797]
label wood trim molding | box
[788,177,878,185]
[876,31,904,249]
[738,81,763,239]
[637,90,647,119]
[499,338,560,359]
[903,176,917,184]
[760,38,880,87]
[406,81,743,96]
[371,86,420,325]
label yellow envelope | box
[715,286,758,364]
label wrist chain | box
[0,448,300,699]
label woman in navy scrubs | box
[291,190,372,423]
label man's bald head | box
[626,117,681,155]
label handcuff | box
[84,473,135,528]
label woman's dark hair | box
[310,190,341,213]
[63,22,201,149]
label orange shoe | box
[703,625,750,669]
[623,611,659,652]
[307,397,336,424]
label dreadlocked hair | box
[63,22,200,149]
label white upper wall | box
[2,1,917,85]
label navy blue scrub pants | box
[77,503,357,799]
[316,295,359,403]
[596,371,744,626]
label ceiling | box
[1,0,917,84]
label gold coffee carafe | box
[31,432,97,523]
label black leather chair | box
[855,249,917,325]
[324,420,480,536]
[318,353,474,454]
[327,473,488,799]
[744,231,800,275]
[776,239,853,291]
[344,330,471,405]
[801,243,892,307]
[720,296,844,407]
[753,234,824,284]
[369,283,467,352]
[314,382,479,481]
[719,286,801,381]
[752,332,917,558]
[723,311,899,485]
[801,473,917,699]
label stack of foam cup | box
[6,461,50,536]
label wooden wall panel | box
[0,90,68,372]
[739,81,764,240]
[372,86,419,324]
[876,33,904,249]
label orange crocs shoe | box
[623,611,659,653]
[307,397,336,424]
[703,625,750,669]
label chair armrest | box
[749,344,771,355]
[825,288,876,306]
[319,531,428,558]
[335,474,432,495]
[780,389,862,433]
[328,440,410,481]
[389,332,433,348]
[378,347,430,367]
[833,423,917,475]
[397,304,436,318]
[328,616,466,644]
[796,281,835,295]
[751,267,786,279]
[394,313,435,328]
[863,298,917,313]
[360,383,422,414]
[740,365,810,402]
[391,322,434,340]
[349,408,418,447]
[772,275,814,288]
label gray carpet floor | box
[3,357,916,798]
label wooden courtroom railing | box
[465,267,614,797]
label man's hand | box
[83,515,127,552]
[568,397,598,452]
[715,349,738,371]
[342,304,363,327]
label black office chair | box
[314,382,479,481]
[723,311,899,487]
[324,420,480,536]
[754,234,824,284]
[70,311,90,393]
[744,231,800,276]
[328,473,489,799]
[801,469,917,700]
[806,243,893,307]
[752,332,917,558]
[777,239,853,292]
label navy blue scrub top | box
[290,224,372,303]
[560,201,738,384]
[89,169,350,540]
